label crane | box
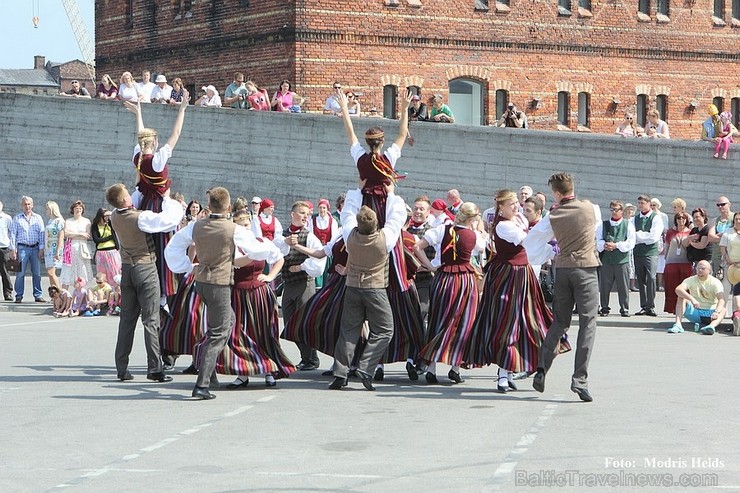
[61,0,96,84]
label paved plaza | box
[1,278,739,492]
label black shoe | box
[192,386,216,400]
[35,297,46,303]
[328,376,347,390]
[226,377,249,389]
[359,373,376,391]
[406,361,419,381]
[182,364,198,375]
[321,369,334,376]
[146,372,173,382]
[620,310,630,318]
[347,369,358,378]
[162,362,175,371]
[598,308,610,317]
[297,361,318,371]
[14,298,21,303]
[497,383,509,393]
[3,293,12,301]
[635,309,647,316]
[118,371,133,381]
[571,386,593,402]
[373,367,384,382]
[448,369,464,384]
[425,372,438,384]
[532,370,546,393]
[644,309,657,317]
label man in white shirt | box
[323,81,343,116]
[150,75,173,104]
[137,71,156,103]
[631,194,664,316]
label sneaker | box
[667,323,684,334]
[700,325,715,335]
[92,309,101,316]
[82,310,94,317]
[114,306,121,315]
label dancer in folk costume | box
[308,198,339,288]
[251,199,283,240]
[414,203,486,384]
[124,91,189,302]
[465,189,567,392]
[337,88,424,376]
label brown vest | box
[549,199,601,269]
[110,208,156,265]
[346,229,389,289]
[192,217,237,285]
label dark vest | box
[601,220,629,265]
[110,208,156,265]
[633,212,658,257]
[191,217,237,286]
[281,228,310,284]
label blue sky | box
[1,0,95,69]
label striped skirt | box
[418,270,479,366]
[382,279,425,363]
[94,249,122,287]
[160,273,205,356]
[282,272,347,356]
[202,284,296,377]
[464,262,552,373]
[139,192,179,297]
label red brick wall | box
[95,0,740,138]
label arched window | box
[731,98,740,128]
[713,96,724,113]
[557,91,570,126]
[656,94,668,121]
[448,78,485,125]
[495,89,509,121]
[407,85,421,97]
[383,85,398,119]
[577,92,590,127]
[636,94,648,128]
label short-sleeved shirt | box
[350,142,400,168]
[681,275,724,310]
[719,230,740,262]
[324,96,341,114]
[225,82,247,109]
[430,104,454,119]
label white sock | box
[452,365,460,373]
[427,362,437,375]
[497,367,508,384]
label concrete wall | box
[0,93,737,222]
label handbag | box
[6,257,20,273]
[80,242,92,260]
[62,239,73,265]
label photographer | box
[498,103,527,129]
[223,72,247,109]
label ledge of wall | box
[0,93,736,220]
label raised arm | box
[124,100,145,133]
[394,89,413,149]
[165,89,189,150]
[338,89,359,147]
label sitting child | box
[49,286,72,318]
[88,273,113,315]
[69,277,91,317]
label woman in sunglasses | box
[615,112,637,137]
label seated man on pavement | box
[668,260,726,335]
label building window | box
[577,92,590,127]
[636,94,648,128]
[173,0,193,19]
[383,85,398,119]
[449,78,485,125]
[656,94,668,121]
[638,0,650,15]
[579,0,592,10]
[733,0,739,19]
[407,85,421,97]
[657,0,669,15]
[714,0,724,18]
[495,89,509,121]
[732,98,740,128]
[126,0,134,28]
[558,0,572,15]
[474,0,489,10]
[557,91,570,126]
[713,96,724,113]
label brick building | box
[0,56,95,96]
[95,0,739,138]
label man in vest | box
[596,200,636,317]
[631,194,664,316]
[105,184,184,382]
[523,173,600,402]
[165,187,282,400]
[274,201,327,371]
[329,181,406,391]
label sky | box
[0,0,95,69]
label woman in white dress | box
[60,200,94,289]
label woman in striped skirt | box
[414,202,485,384]
[464,189,553,392]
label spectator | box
[69,276,91,317]
[88,272,113,315]
[498,103,527,128]
[9,196,45,303]
[223,72,247,109]
[646,109,670,139]
[91,208,122,289]
[168,78,186,105]
[59,200,93,291]
[615,113,637,137]
[43,201,65,291]
[195,85,222,107]
[186,200,202,223]
[685,208,712,266]
[137,70,155,103]
[408,95,428,121]
[0,200,14,301]
[518,186,533,210]
[96,74,118,100]
[59,80,91,99]
[271,80,304,113]
[663,212,693,314]
[118,72,141,102]
[714,111,734,160]
[49,285,72,317]
[651,198,670,291]
[719,211,740,329]
[150,75,173,104]
[671,197,687,217]
[667,260,726,335]
[333,193,345,226]
[345,91,361,117]
[430,94,455,123]
[701,104,722,142]
[596,200,636,317]
[249,197,261,220]
[624,203,639,291]
[446,189,463,214]
[244,81,270,111]
[535,191,549,217]
[323,81,343,116]
[632,194,663,316]
[709,196,733,276]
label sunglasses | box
[610,208,622,212]
[333,85,342,89]
[717,203,729,207]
